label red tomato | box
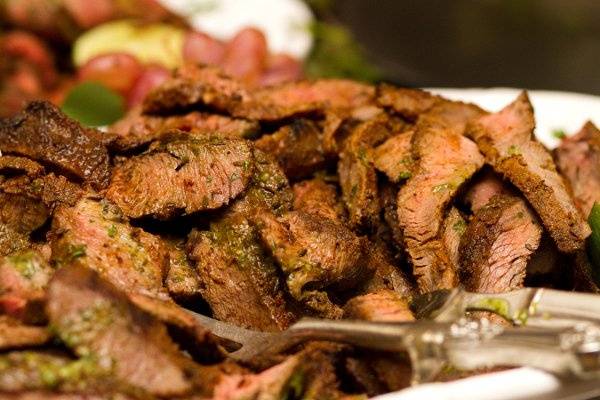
[127,65,170,108]
[183,31,226,66]
[63,0,115,29]
[78,53,143,95]
[2,31,57,87]
[222,27,268,85]
[260,53,303,86]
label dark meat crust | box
[0,101,111,189]
[376,85,440,120]
[143,65,374,121]
[468,92,590,252]
[554,121,600,218]
[109,106,259,151]
[106,135,253,219]
[397,122,484,292]
[460,195,542,293]
[255,119,326,179]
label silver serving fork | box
[189,310,600,384]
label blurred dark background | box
[331,0,600,95]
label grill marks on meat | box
[106,135,253,219]
[555,121,600,218]
[344,290,414,322]
[398,123,484,292]
[46,264,193,397]
[254,210,370,318]
[143,64,374,121]
[188,214,296,331]
[109,106,259,151]
[255,119,326,179]
[0,249,52,320]
[0,102,111,189]
[338,117,392,229]
[459,195,542,293]
[467,92,590,252]
[372,130,414,182]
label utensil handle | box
[532,289,600,322]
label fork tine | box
[184,308,274,345]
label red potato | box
[78,53,143,94]
[2,31,57,87]
[260,53,303,86]
[222,27,268,85]
[183,31,226,66]
[63,0,115,29]
[127,65,171,107]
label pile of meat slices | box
[0,64,599,399]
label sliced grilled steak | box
[376,85,440,120]
[255,119,326,179]
[0,249,52,320]
[165,240,201,301]
[372,130,414,182]
[106,135,253,219]
[254,210,370,318]
[0,155,44,176]
[143,65,374,120]
[110,106,259,151]
[555,121,600,218]
[188,213,296,331]
[459,195,542,293]
[292,178,346,222]
[0,193,48,234]
[50,197,170,300]
[0,225,29,257]
[344,290,414,322]
[442,207,467,269]
[467,92,590,252]
[464,170,508,212]
[338,117,392,229]
[398,122,484,292]
[0,316,49,350]
[0,101,111,189]
[46,264,193,397]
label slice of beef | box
[398,122,484,292]
[292,178,346,222]
[376,85,440,120]
[165,240,201,301]
[467,92,590,252]
[442,207,467,270]
[0,192,48,234]
[46,264,193,397]
[463,170,508,212]
[0,224,29,257]
[380,182,403,246]
[554,121,600,218]
[338,117,392,230]
[459,195,542,293]
[344,290,414,322]
[106,135,253,219]
[1,172,83,212]
[143,65,374,121]
[50,197,170,301]
[0,249,53,321]
[0,155,44,177]
[255,119,326,179]
[0,101,111,189]
[0,316,49,350]
[253,210,370,319]
[109,106,259,151]
[371,130,414,182]
[417,100,485,133]
[187,213,297,331]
